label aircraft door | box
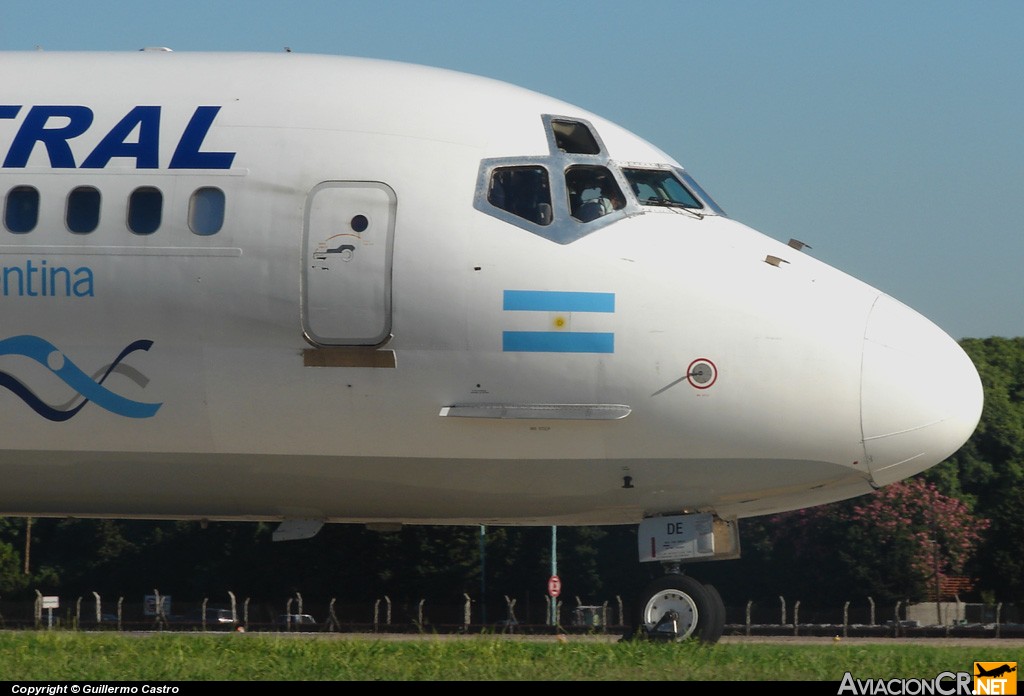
[302,181,396,346]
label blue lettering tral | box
[0,105,235,169]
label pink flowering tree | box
[847,478,988,597]
[760,478,989,604]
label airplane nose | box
[860,294,983,486]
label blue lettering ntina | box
[1,260,94,297]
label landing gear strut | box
[633,513,737,644]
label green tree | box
[927,337,1024,602]
[0,540,27,595]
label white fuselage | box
[0,52,982,526]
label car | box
[183,607,238,628]
[276,613,317,629]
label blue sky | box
[3,0,1022,339]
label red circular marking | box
[686,358,718,389]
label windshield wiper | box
[641,198,704,218]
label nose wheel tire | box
[638,574,724,644]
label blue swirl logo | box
[0,335,162,421]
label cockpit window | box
[475,115,725,245]
[488,166,552,226]
[679,170,726,216]
[566,165,625,222]
[623,168,703,209]
[551,119,601,155]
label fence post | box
[296,592,303,618]
[373,599,380,632]
[868,596,875,626]
[326,598,338,632]
[779,595,786,626]
[153,589,167,630]
[228,590,237,625]
[745,600,752,636]
[385,595,392,626]
[996,603,1002,639]
[616,596,623,628]
[945,596,954,637]
[243,597,250,631]
[93,592,101,627]
[117,597,123,631]
[843,600,850,638]
[285,598,294,630]
[75,596,82,630]
[463,593,472,632]
[793,600,800,636]
[894,600,902,637]
[417,599,425,631]
[34,590,42,629]
[502,595,517,634]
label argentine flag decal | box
[502,290,615,354]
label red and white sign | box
[548,575,561,597]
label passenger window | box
[128,186,162,234]
[67,186,101,234]
[488,166,552,226]
[551,120,601,154]
[189,187,225,235]
[565,165,624,222]
[4,186,39,233]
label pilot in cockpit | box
[568,166,625,222]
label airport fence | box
[0,590,1021,638]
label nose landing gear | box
[632,512,736,643]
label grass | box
[0,632,1016,681]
